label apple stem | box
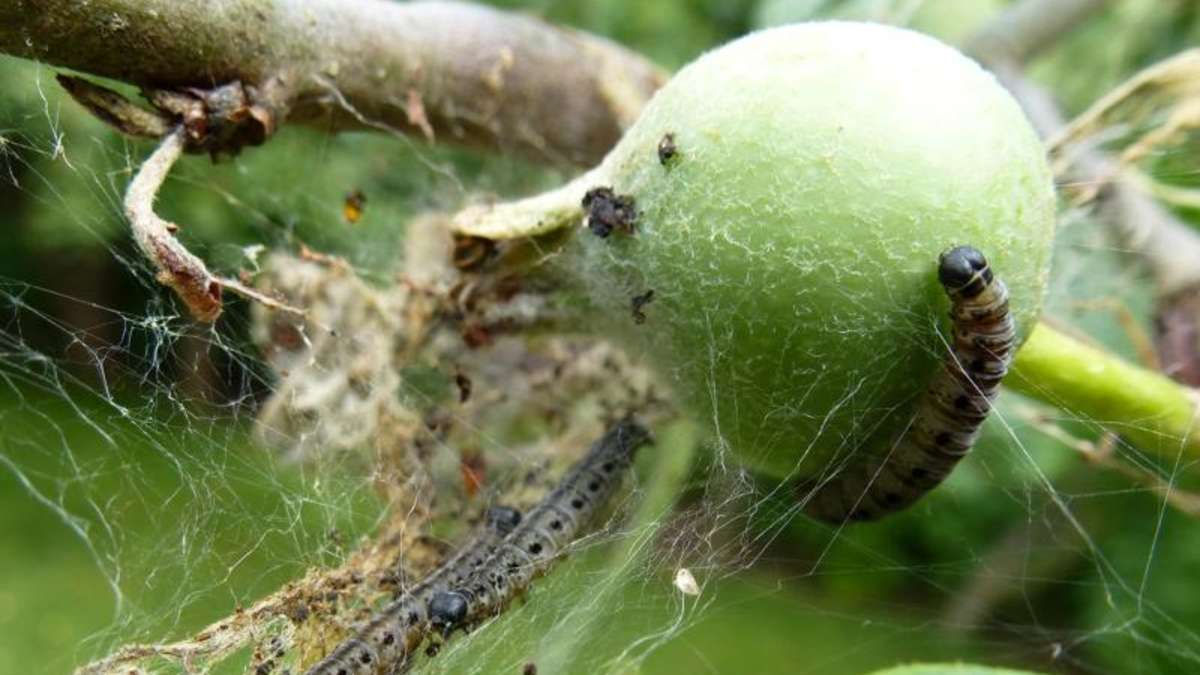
[1009,321,1200,457]
[450,169,599,240]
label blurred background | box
[3,1,1200,673]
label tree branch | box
[5,0,668,320]
[967,0,1113,65]
[967,0,1200,296]
[1,0,667,166]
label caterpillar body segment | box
[429,421,651,637]
[302,505,522,675]
[435,506,523,589]
[802,246,1016,523]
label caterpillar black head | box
[485,506,522,535]
[938,245,992,298]
[612,417,653,452]
[428,591,469,636]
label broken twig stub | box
[125,127,304,322]
[125,127,224,322]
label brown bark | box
[0,0,667,166]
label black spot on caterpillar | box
[428,420,651,637]
[301,505,522,675]
[801,245,1016,523]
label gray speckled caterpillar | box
[427,420,651,638]
[802,245,1016,523]
[302,505,522,675]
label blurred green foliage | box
[3,1,1200,674]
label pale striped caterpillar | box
[302,505,522,675]
[801,245,1016,523]
[427,420,651,638]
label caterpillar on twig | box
[303,505,522,675]
[801,245,1016,523]
[428,420,651,638]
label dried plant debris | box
[1051,49,1200,173]
[454,370,473,403]
[148,79,279,156]
[582,187,638,238]
[56,74,171,138]
[59,74,281,157]
[250,219,672,466]
[451,235,499,272]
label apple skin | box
[556,21,1055,479]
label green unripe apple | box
[461,22,1056,480]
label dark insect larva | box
[801,245,1016,523]
[428,420,651,638]
[302,505,522,675]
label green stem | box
[1010,322,1200,456]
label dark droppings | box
[582,187,638,238]
[631,289,655,324]
[657,132,677,165]
[454,370,472,403]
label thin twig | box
[124,127,221,321]
[125,127,305,322]
[967,0,1114,65]
[56,74,172,139]
[1014,402,1200,518]
[1069,298,1161,370]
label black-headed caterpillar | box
[428,420,651,637]
[302,505,522,675]
[801,245,1016,523]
